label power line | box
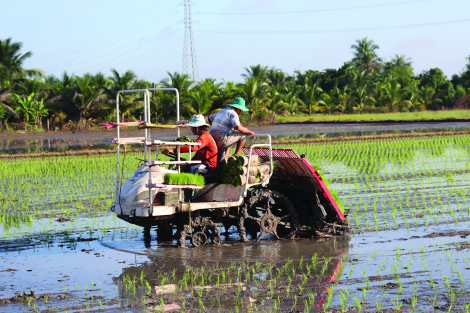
[197,0,435,15]
[43,29,179,73]
[32,0,173,62]
[40,12,177,71]
[82,36,184,74]
[35,8,176,65]
[199,18,470,34]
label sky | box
[5,0,470,84]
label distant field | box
[277,110,470,123]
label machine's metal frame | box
[111,88,273,218]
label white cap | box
[187,114,209,127]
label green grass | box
[277,110,470,123]
[164,173,205,187]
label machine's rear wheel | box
[239,189,298,242]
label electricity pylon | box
[182,0,199,81]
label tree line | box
[1,37,470,130]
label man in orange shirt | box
[162,114,218,175]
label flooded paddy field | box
[2,121,470,155]
[2,131,470,312]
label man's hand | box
[162,148,174,155]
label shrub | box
[375,106,390,114]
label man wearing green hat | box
[209,97,255,164]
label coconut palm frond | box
[72,92,84,103]
[0,102,19,119]
[44,94,64,104]
[0,91,12,102]
[86,90,107,110]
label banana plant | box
[32,98,48,128]
[12,92,35,130]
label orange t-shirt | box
[179,131,218,173]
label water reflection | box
[107,235,350,273]
[2,123,470,154]
[110,236,350,311]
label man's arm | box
[179,136,203,153]
[162,137,204,155]
[230,111,254,136]
[234,125,255,136]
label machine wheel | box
[191,231,207,247]
[177,216,222,248]
[240,189,298,242]
[212,236,222,245]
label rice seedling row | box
[2,134,470,311]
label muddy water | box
[2,128,470,312]
[2,121,470,154]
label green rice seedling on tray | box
[163,173,205,187]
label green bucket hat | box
[228,97,249,112]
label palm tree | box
[238,77,269,110]
[160,72,193,114]
[198,78,222,100]
[0,86,20,120]
[59,71,75,91]
[283,86,303,114]
[401,88,423,111]
[161,72,193,92]
[106,68,138,95]
[301,80,324,115]
[263,86,288,115]
[350,68,372,88]
[221,80,239,102]
[187,89,215,115]
[387,54,413,69]
[72,75,109,126]
[350,37,382,72]
[266,67,290,88]
[320,92,337,115]
[294,70,321,86]
[352,85,373,113]
[102,69,142,120]
[336,87,351,113]
[32,74,73,117]
[90,72,111,90]
[22,78,46,98]
[383,80,403,110]
[373,82,387,107]
[417,86,439,109]
[0,38,43,83]
[242,64,269,81]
